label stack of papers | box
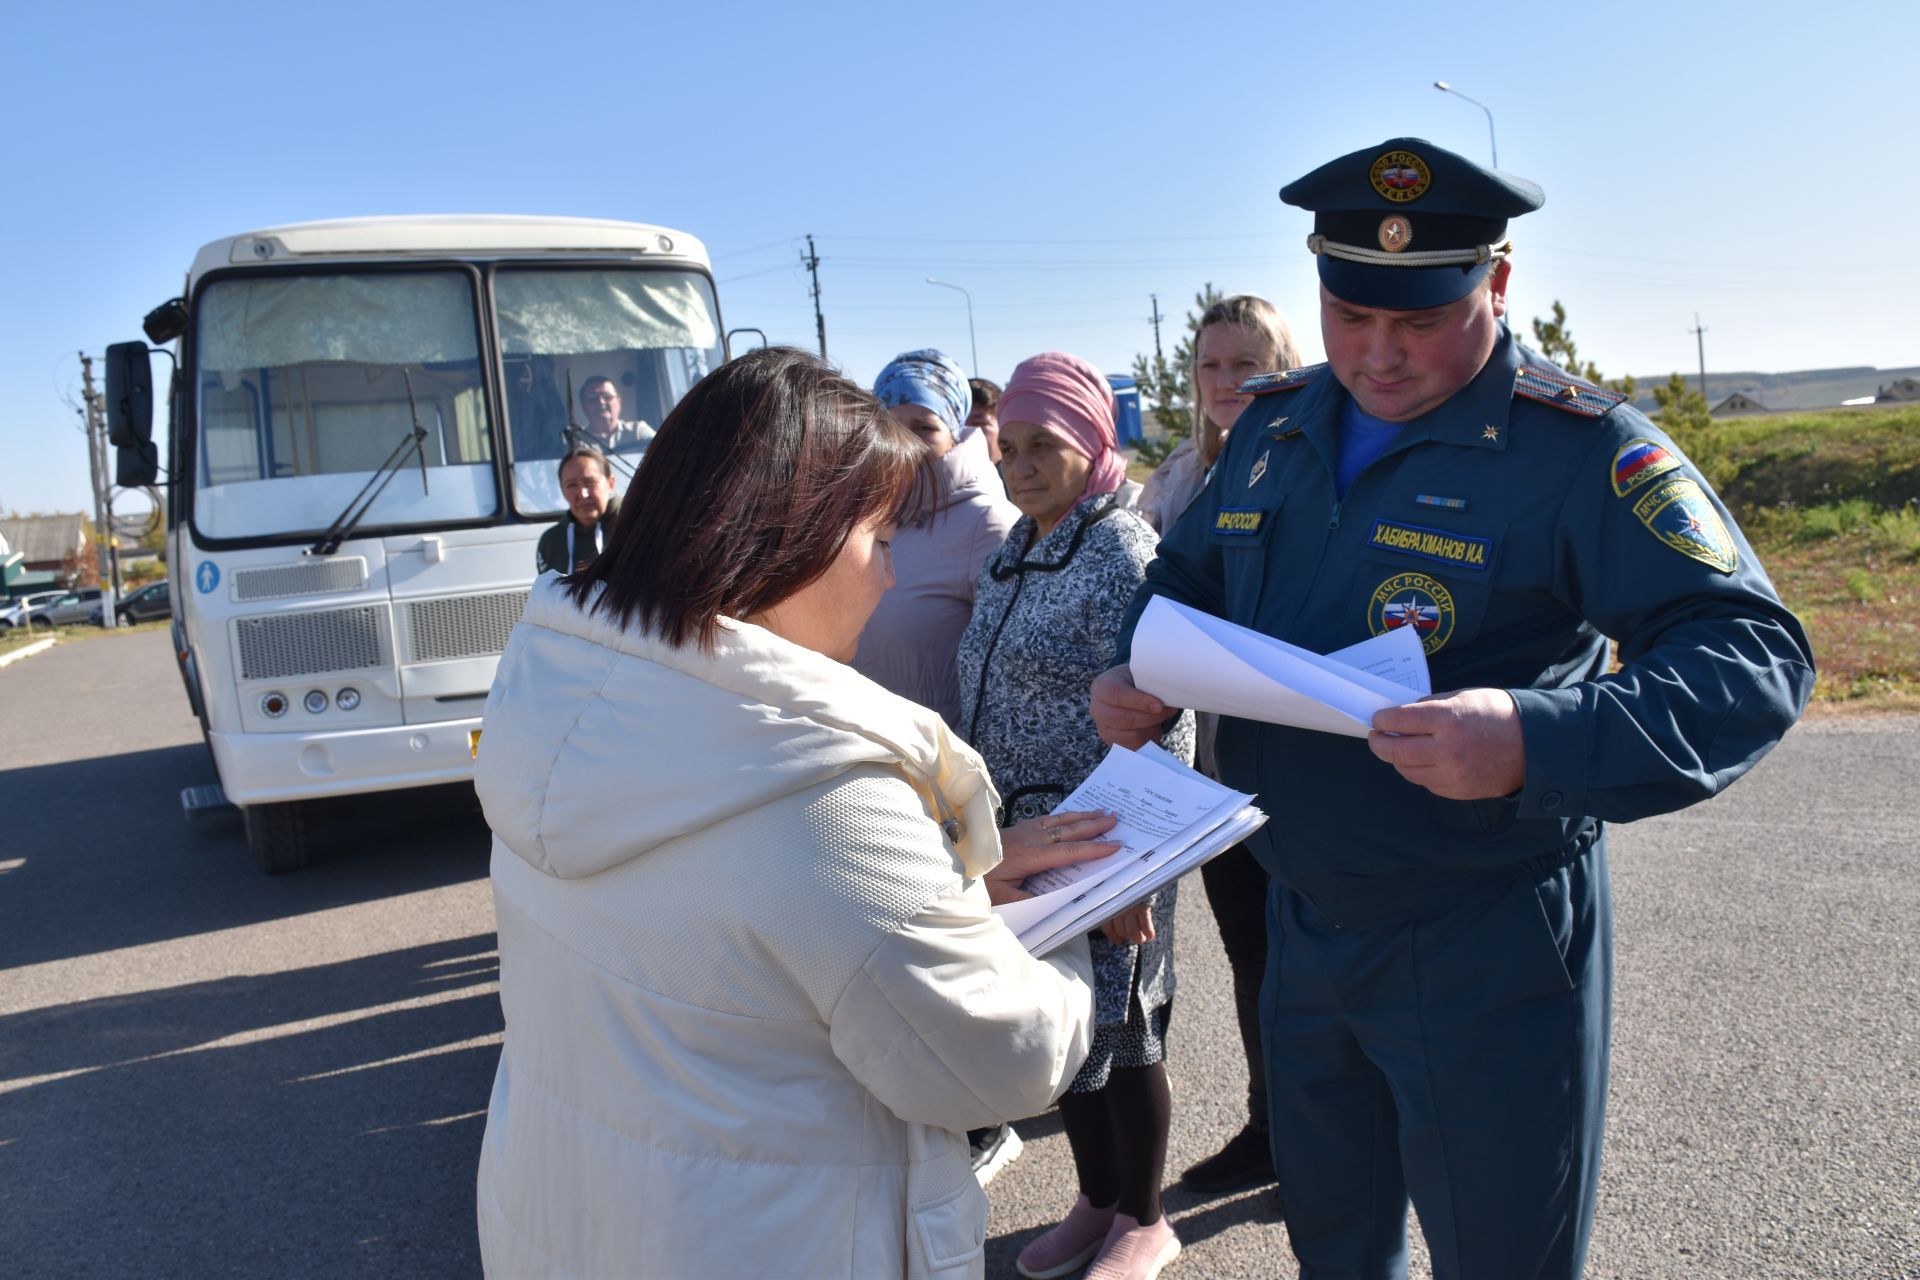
[993,743,1267,957]
[1130,597,1430,738]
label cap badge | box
[1369,150,1432,203]
[1378,215,1413,252]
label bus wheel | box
[243,801,311,874]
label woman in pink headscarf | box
[956,353,1193,1280]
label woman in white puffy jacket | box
[473,347,1112,1280]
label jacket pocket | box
[911,1182,987,1274]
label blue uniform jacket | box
[1119,327,1814,929]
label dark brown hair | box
[968,377,1002,414]
[568,346,927,651]
[556,443,612,481]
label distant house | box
[0,513,88,598]
[1876,377,1920,403]
[1711,392,1773,418]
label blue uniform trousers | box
[1261,840,1612,1280]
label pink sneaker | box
[1015,1195,1117,1279]
[1084,1212,1181,1280]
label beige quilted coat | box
[473,577,1093,1278]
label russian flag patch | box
[1611,438,1681,497]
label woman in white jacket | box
[473,346,1106,1280]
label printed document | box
[994,743,1267,957]
[1130,596,1429,738]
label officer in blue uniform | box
[1092,138,1814,1279]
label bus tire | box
[243,801,311,874]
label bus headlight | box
[261,692,289,718]
[335,687,361,711]
[303,690,329,715]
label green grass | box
[1678,403,1920,712]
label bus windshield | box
[494,267,722,514]
[192,270,495,541]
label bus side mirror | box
[142,297,189,345]
[724,327,767,359]
[106,341,153,448]
[117,441,160,488]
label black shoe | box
[967,1123,1024,1186]
[1180,1124,1275,1194]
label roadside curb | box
[0,637,58,669]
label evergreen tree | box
[1530,300,1635,399]
[1653,371,1731,488]
[1132,284,1225,468]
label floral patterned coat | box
[956,492,1195,1027]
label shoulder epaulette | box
[1513,365,1627,417]
[1239,363,1327,396]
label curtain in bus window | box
[493,272,720,354]
[197,274,481,371]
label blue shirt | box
[1336,398,1405,498]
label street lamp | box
[925,277,978,375]
[1433,80,1498,169]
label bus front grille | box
[235,605,389,680]
[404,590,528,663]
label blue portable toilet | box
[1107,375,1144,446]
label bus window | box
[493,267,722,514]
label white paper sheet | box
[1130,596,1429,738]
[991,743,1264,955]
[1018,805,1268,958]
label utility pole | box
[802,235,827,359]
[1688,313,1709,404]
[78,353,120,624]
[1149,295,1165,366]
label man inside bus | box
[578,375,655,453]
[536,444,620,575]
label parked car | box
[0,590,72,629]
[38,589,106,627]
[115,581,171,624]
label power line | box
[818,231,1279,247]
[713,235,804,261]
[716,262,801,285]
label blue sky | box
[3,0,1912,519]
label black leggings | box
[1199,844,1271,1131]
[1056,1062,1173,1224]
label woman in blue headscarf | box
[852,349,1020,732]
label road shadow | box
[0,743,491,969]
[0,934,501,1280]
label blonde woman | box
[1136,296,1300,536]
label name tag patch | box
[1215,508,1265,536]
[1367,519,1492,573]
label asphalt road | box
[1,629,1914,1279]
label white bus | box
[106,216,729,872]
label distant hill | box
[1619,364,1920,414]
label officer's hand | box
[1091,664,1175,749]
[985,811,1122,905]
[1367,688,1526,800]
